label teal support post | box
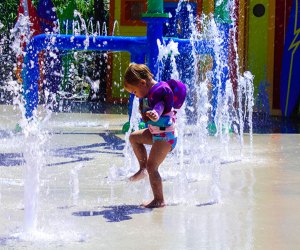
[214,0,231,23]
[147,0,163,13]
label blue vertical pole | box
[142,0,169,76]
[128,52,146,120]
[22,46,40,119]
[145,19,164,76]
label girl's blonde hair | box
[124,63,153,86]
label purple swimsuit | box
[140,79,186,150]
[140,80,186,120]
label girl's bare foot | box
[129,168,147,182]
[141,199,165,208]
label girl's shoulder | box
[148,82,172,102]
[150,81,172,93]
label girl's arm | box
[146,83,173,122]
[146,101,165,122]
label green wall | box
[247,1,269,92]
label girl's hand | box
[145,110,159,122]
[141,112,150,122]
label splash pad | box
[1,107,300,248]
[9,0,248,231]
[17,0,253,232]
[3,0,300,249]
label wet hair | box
[124,63,153,86]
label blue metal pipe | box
[22,45,40,119]
[128,52,146,121]
[22,34,150,118]
[22,31,227,120]
[170,38,215,55]
[27,34,149,54]
[142,17,169,76]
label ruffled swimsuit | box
[140,80,186,150]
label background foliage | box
[0,0,110,102]
[0,0,109,32]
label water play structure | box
[15,0,253,234]
[21,0,231,120]
[2,2,300,248]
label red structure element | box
[15,0,41,83]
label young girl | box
[124,63,186,208]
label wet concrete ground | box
[0,105,299,249]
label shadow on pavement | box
[72,205,152,222]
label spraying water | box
[114,1,254,205]
[69,164,84,206]
[0,1,254,241]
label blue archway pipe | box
[22,34,149,119]
[22,33,221,120]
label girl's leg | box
[128,128,153,181]
[143,140,171,208]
